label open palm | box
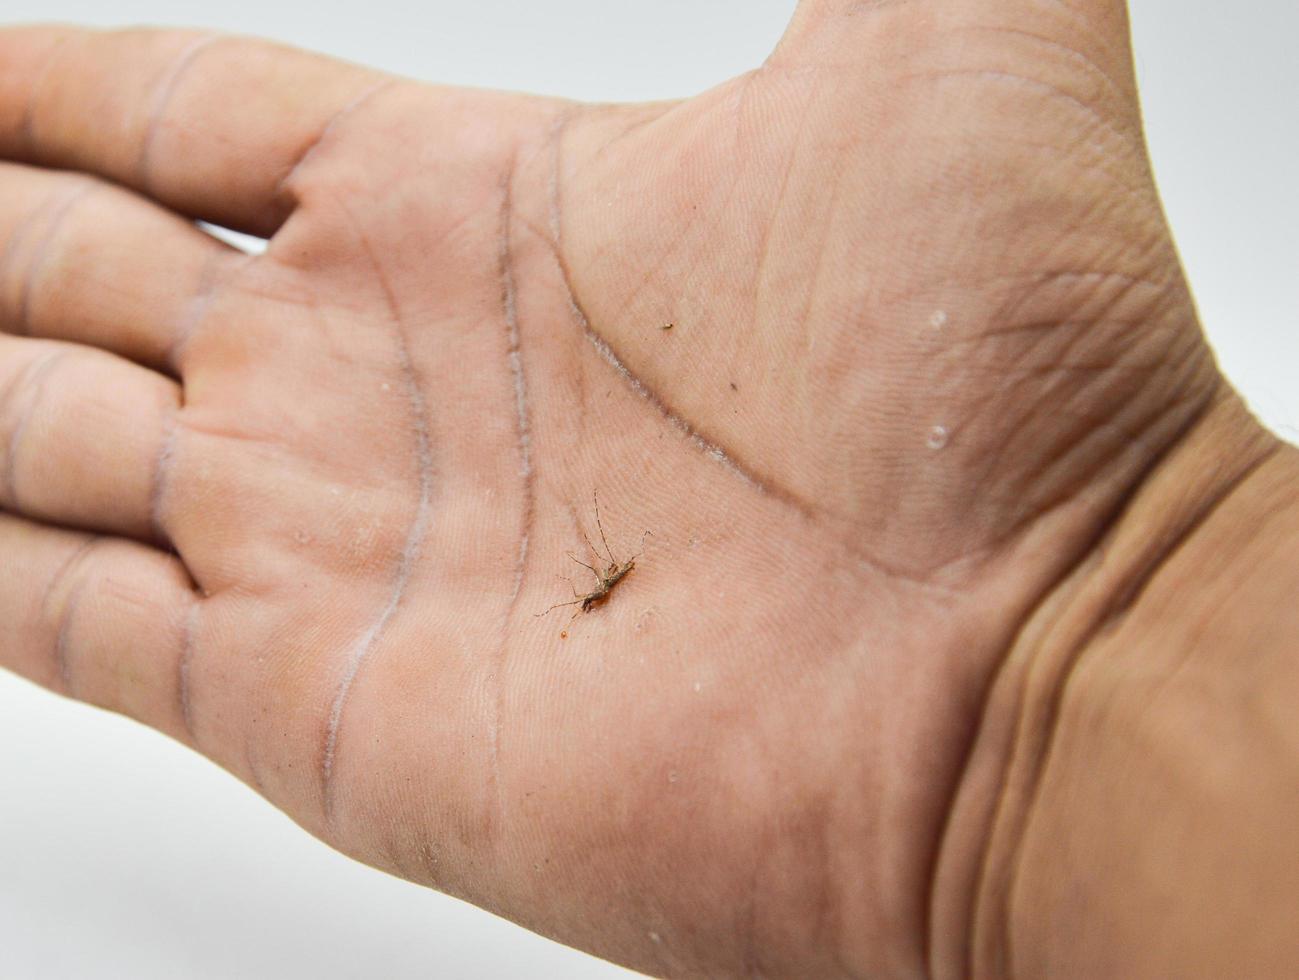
[0,3,1224,977]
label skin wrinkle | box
[500,154,534,595]
[844,0,911,15]
[960,23,1131,108]
[750,82,815,309]
[176,600,200,740]
[11,181,98,337]
[148,413,178,548]
[890,267,1172,318]
[996,440,1284,978]
[916,68,1138,157]
[586,103,672,166]
[37,535,97,689]
[603,102,750,328]
[16,32,75,154]
[968,313,1146,345]
[137,33,224,195]
[2,350,68,509]
[1030,327,1203,489]
[919,663,1018,980]
[789,147,846,368]
[0,199,40,325]
[485,150,533,847]
[319,199,434,821]
[959,271,1175,351]
[974,378,1186,541]
[544,108,576,246]
[600,203,704,326]
[958,271,1180,505]
[1061,381,1209,513]
[1012,285,1153,378]
[949,666,1026,980]
[943,396,1268,978]
[1041,341,1183,459]
[53,575,88,692]
[546,116,791,508]
[1076,443,1282,634]
[168,249,251,374]
[940,406,1219,971]
[48,538,103,691]
[1130,509,1286,713]
[1036,0,1128,73]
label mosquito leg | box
[579,531,607,572]
[535,598,584,618]
[566,551,602,583]
[593,489,616,565]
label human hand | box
[0,3,1277,976]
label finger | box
[0,26,386,236]
[0,512,196,742]
[0,163,244,372]
[0,335,179,542]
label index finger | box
[0,26,386,236]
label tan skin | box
[2,2,1297,977]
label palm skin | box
[0,3,1233,977]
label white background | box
[0,2,1295,978]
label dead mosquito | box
[536,491,650,626]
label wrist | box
[930,389,1292,977]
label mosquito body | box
[536,492,648,624]
[569,553,636,614]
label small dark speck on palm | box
[536,491,651,625]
